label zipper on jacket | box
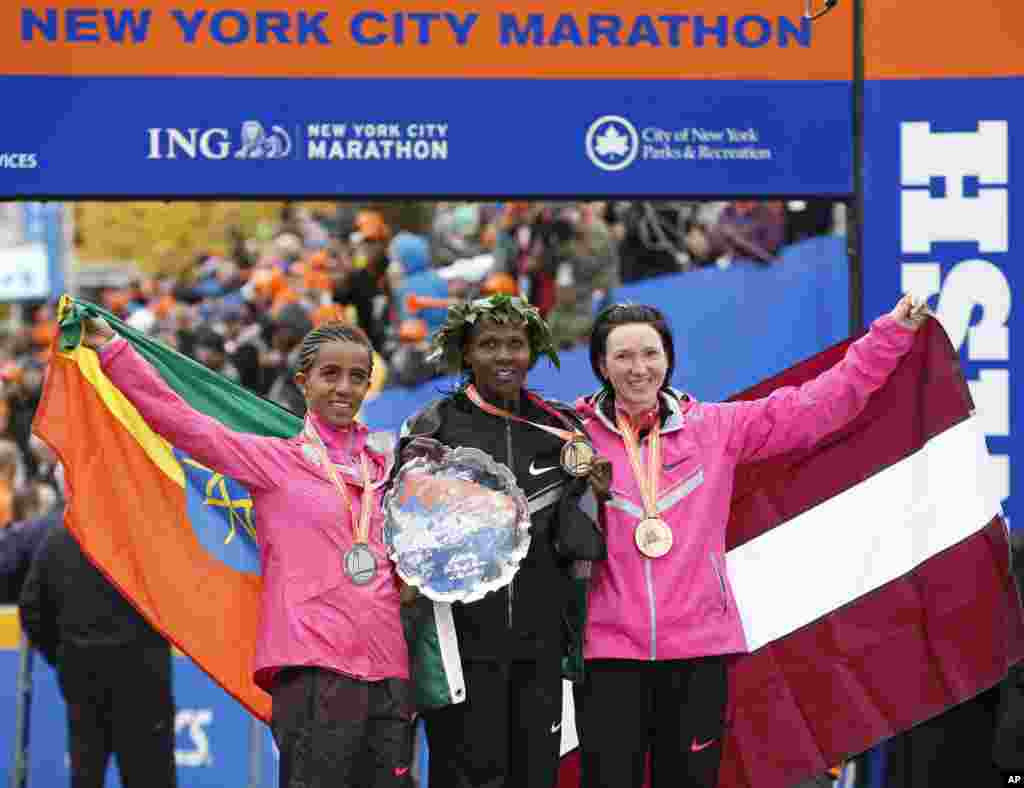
[710,553,728,613]
[506,416,515,629]
[638,432,658,660]
[644,558,657,660]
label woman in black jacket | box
[396,295,608,788]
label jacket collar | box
[296,419,395,489]
[582,388,690,438]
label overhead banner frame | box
[0,0,854,198]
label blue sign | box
[862,76,1021,527]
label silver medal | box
[344,544,378,586]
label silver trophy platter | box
[383,446,531,603]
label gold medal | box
[561,437,595,477]
[464,385,596,479]
[634,517,673,558]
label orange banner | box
[3,0,851,79]
[865,4,1024,79]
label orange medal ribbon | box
[464,385,595,477]
[616,411,673,558]
[303,418,378,584]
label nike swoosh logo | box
[690,737,716,753]
[529,460,558,476]
[664,458,688,471]
[394,766,410,776]
[551,721,562,733]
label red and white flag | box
[558,319,1024,788]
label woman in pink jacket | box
[572,296,930,788]
[81,316,413,788]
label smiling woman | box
[394,294,608,788]
[76,312,417,788]
[293,323,375,429]
[570,298,928,788]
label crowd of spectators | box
[5,196,1024,787]
[0,198,840,532]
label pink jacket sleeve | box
[100,337,290,491]
[719,315,917,463]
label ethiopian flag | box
[33,295,304,722]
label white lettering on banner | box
[175,708,213,767]
[899,121,1011,514]
[147,128,232,160]
[0,153,38,169]
[900,122,1008,253]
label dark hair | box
[193,326,226,355]
[588,303,675,391]
[297,322,374,376]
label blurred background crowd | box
[2,196,1022,788]
[0,197,842,532]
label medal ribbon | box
[616,412,662,522]
[465,384,585,446]
[304,418,373,544]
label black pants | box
[271,667,415,788]
[56,644,177,788]
[423,659,563,788]
[574,657,727,788]
[885,685,1002,787]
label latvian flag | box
[557,319,1024,788]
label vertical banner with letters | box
[861,7,1022,527]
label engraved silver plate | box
[383,446,531,603]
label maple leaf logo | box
[585,115,638,172]
[594,124,631,158]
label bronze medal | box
[616,408,672,559]
[561,437,596,478]
[634,517,673,558]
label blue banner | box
[0,77,851,197]
[862,76,1020,527]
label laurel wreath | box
[427,294,560,375]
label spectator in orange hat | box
[249,268,278,306]
[30,322,57,351]
[303,262,332,294]
[355,210,390,243]
[102,290,133,319]
[480,272,518,297]
[271,287,302,319]
[152,295,178,321]
[312,303,347,328]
